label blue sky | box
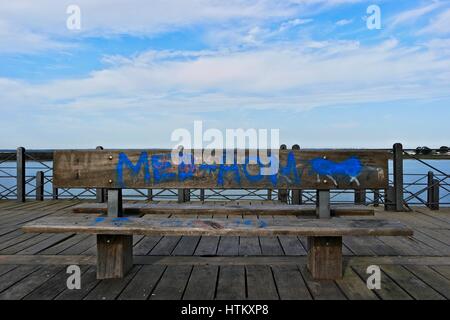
[0,0,449,149]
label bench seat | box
[22,215,409,237]
[71,202,375,217]
[22,215,412,280]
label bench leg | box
[97,234,133,279]
[307,236,342,280]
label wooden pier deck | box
[0,200,449,300]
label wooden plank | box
[118,265,166,300]
[381,265,445,300]
[239,237,262,256]
[133,236,162,255]
[0,265,62,300]
[149,236,181,255]
[298,265,347,300]
[172,236,201,256]
[0,265,40,293]
[53,149,388,189]
[431,265,450,280]
[246,265,279,299]
[272,265,312,300]
[335,267,378,300]
[216,266,246,300]
[259,236,284,256]
[24,266,90,300]
[194,236,220,256]
[55,267,100,300]
[217,236,239,256]
[84,265,140,300]
[404,265,450,299]
[278,236,307,255]
[352,265,412,300]
[183,265,218,300]
[22,215,413,237]
[150,265,192,300]
[71,202,375,216]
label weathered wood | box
[107,189,123,217]
[354,190,366,205]
[16,147,25,202]
[316,190,330,219]
[22,215,413,237]
[95,146,106,203]
[52,149,389,189]
[96,234,133,279]
[35,171,44,201]
[307,236,342,280]
[71,202,375,216]
[292,189,302,205]
[427,172,440,211]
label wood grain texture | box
[22,215,413,237]
[71,202,375,216]
[53,149,388,189]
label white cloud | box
[336,19,353,26]
[419,8,450,35]
[2,38,450,116]
[390,2,443,28]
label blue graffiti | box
[151,154,176,183]
[117,152,150,187]
[310,157,362,186]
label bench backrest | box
[53,149,388,190]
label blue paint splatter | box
[259,220,268,228]
[91,217,105,225]
[152,154,176,183]
[310,157,362,179]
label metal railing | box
[0,145,448,210]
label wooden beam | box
[22,215,413,237]
[52,149,389,190]
[307,236,342,280]
[316,190,330,219]
[393,143,406,211]
[96,234,133,279]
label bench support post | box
[316,190,330,219]
[97,234,133,279]
[292,189,302,205]
[307,236,342,280]
[97,188,132,279]
[354,189,366,205]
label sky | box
[0,0,449,149]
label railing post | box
[278,144,288,203]
[393,143,406,211]
[373,190,380,207]
[96,146,106,203]
[16,147,26,202]
[147,189,153,201]
[291,144,302,205]
[35,171,44,201]
[354,190,366,205]
[267,189,272,200]
[199,189,205,202]
[427,172,440,210]
[52,187,58,200]
[178,189,185,203]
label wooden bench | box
[22,148,412,281]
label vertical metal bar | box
[16,147,25,202]
[393,143,405,211]
[52,187,58,200]
[385,186,395,211]
[96,146,105,203]
[184,189,191,202]
[430,177,440,211]
[316,190,331,219]
[427,171,433,209]
[354,190,366,205]
[107,189,123,217]
[35,171,44,201]
[200,189,205,202]
[267,189,272,200]
[373,190,380,207]
[147,188,153,201]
